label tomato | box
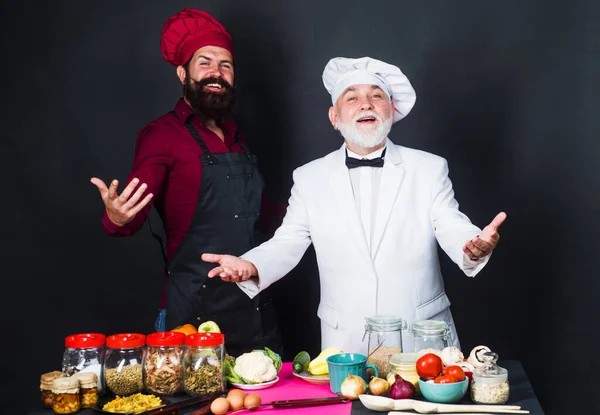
[416,353,443,380]
[442,365,465,382]
[434,374,457,384]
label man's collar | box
[346,144,387,160]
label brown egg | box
[227,392,245,411]
[210,397,230,415]
[243,393,262,410]
[227,388,246,400]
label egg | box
[227,389,246,400]
[243,393,262,410]
[210,397,230,415]
[227,391,245,410]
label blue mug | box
[326,353,379,394]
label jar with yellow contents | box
[388,352,421,395]
[40,371,67,408]
[51,377,80,414]
[74,372,99,408]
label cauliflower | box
[233,351,277,384]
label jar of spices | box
[143,331,185,395]
[183,332,225,397]
[62,333,106,395]
[40,371,67,408]
[388,352,421,395]
[74,372,99,408]
[51,377,80,414]
[471,352,510,404]
[363,315,407,379]
[411,320,450,353]
[103,333,146,396]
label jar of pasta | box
[51,377,80,414]
[40,371,67,408]
[74,372,99,408]
[183,333,225,397]
[103,333,146,396]
[143,331,185,395]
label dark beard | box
[184,75,235,126]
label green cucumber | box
[292,351,311,374]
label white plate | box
[292,371,330,385]
[230,376,279,390]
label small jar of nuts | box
[143,331,186,395]
[73,372,99,408]
[471,352,510,404]
[183,333,225,397]
[51,377,80,414]
[40,371,67,408]
[103,333,146,396]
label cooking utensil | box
[213,395,349,414]
[358,395,528,414]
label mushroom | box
[468,345,491,368]
[440,346,464,366]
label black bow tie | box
[345,148,387,169]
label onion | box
[340,374,367,400]
[368,377,389,396]
[388,374,415,400]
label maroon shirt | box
[102,99,285,305]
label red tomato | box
[443,365,465,382]
[434,374,457,384]
[416,353,443,380]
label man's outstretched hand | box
[463,212,507,261]
[201,253,258,282]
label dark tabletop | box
[351,360,545,415]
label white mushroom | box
[456,360,475,373]
[440,346,464,366]
[468,345,491,368]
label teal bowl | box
[418,378,468,404]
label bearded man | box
[90,8,282,356]
[201,57,507,354]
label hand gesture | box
[463,211,507,261]
[201,253,258,282]
[90,177,154,227]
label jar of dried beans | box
[363,315,407,379]
[183,333,225,397]
[143,331,185,395]
[74,372,99,408]
[62,333,105,395]
[471,352,510,404]
[51,377,80,414]
[40,371,67,408]
[103,333,146,396]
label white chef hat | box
[322,56,417,123]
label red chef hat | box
[160,8,233,66]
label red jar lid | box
[65,333,106,349]
[146,331,185,347]
[106,333,145,349]
[185,332,224,347]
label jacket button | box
[234,214,239,218]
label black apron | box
[165,116,282,357]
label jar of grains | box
[103,333,146,396]
[471,352,510,404]
[411,320,450,353]
[363,315,407,379]
[73,372,99,408]
[40,371,67,408]
[62,333,105,395]
[183,333,225,397]
[51,377,80,414]
[143,331,185,395]
[388,352,421,395]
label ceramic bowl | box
[418,377,468,403]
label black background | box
[3,1,598,414]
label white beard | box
[337,111,393,149]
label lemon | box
[198,320,221,333]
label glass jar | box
[183,332,225,397]
[388,352,421,395]
[471,352,510,404]
[411,320,449,353]
[104,333,146,396]
[143,331,185,395]
[363,315,407,379]
[74,372,99,408]
[62,333,105,395]
[51,377,80,414]
[40,371,67,408]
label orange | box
[171,323,197,335]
